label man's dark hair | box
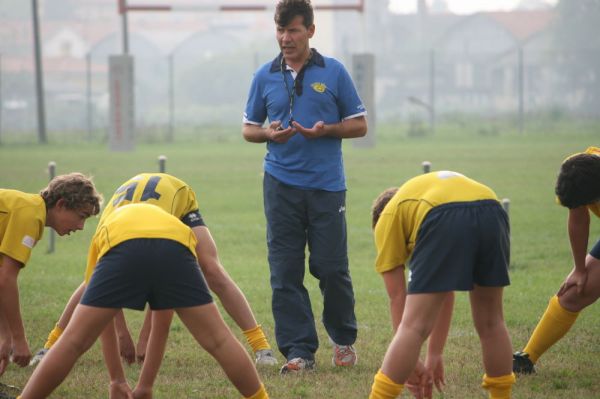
[275,0,314,28]
[555,153,600,209]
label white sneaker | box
[255,349,278,366]
[29,348,49,366]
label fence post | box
[422,161,431,174]
[158,155,167,173]
[502,198,510,216]
[47,161,56,253]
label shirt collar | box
[269,48,325,73]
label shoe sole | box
[0,382,21,396]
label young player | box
[32,173,276,368]
[17,203,269,399]
[513,146,600,374]
[0,173,101,377]
[368,171,516,399]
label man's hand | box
[266,121,296,143]
[293,120,326,139]
[558,267,588,296]
[10,336,31,367]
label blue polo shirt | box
[243,49,366,191]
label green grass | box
[1,124,599,398]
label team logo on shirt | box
[311,82,326,93]
[187,213,200,222]
[22,235,36,249]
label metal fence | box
[0,24,598,142]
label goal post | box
[109,0,371,149]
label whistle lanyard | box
[281,67,297,127]
[280,53,311,128]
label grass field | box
[0,123,599,398]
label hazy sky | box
[389,0,557,14]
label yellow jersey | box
[85,203,197,282]
[374,171,499,273]
[99,173,200,227]
[0,189,46,266]
[85,173,201,282]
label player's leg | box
[133,310,174,399]
[369,292,446,399]
[192,226,275,365]
[470,286,515,399]
[518,253,600,367]
[19,305,118,398]
[176,304,268,398]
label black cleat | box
[513,351,536,374]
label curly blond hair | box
[40,173,102,215]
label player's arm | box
[0,310,11,375]
[134,310,174,399]
[100,319,132,398]
[114,310,136,365]
[559,206,590,296]
[136,309,152,364]
[381,265,407,331]
[0,254,31,367]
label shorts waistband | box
[428,199,500,214]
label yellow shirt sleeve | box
[0,204,44,266]
[374,210,409,274]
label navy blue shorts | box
[590,239,600,260]
[408,200,510,294]
[81,238,213,310]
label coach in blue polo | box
[242,0,367,375]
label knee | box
[400,320,433,343]
[559,290,598,312]
[474,316,507,339]
[201,331,231,357]
[313,263,349,282]
[60,334,94,357]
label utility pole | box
[32,0,47,143]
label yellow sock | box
[243,325,270,352]
[244,384,269,399]
[44,324,64,349]
[523,295,579,363]
[481,373,516,399]
[369,369,404,399]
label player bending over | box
[513,147,600,374]
[17,203,269,399]
[0,173,101,377]
[369,171,515,399]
